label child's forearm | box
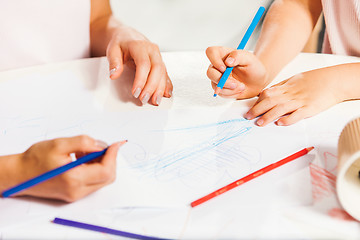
[0,154,22,193]
[326,63,360,102]
[254,0,322,84]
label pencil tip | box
[307,146,314,152]
[213,94,217,97]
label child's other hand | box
[107,30,173,106]
[244,70,342,126]
[15,135,123,202]
[206,46,268,99]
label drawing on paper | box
[122,118,262,187]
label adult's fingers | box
[106,40,124,80]
[78,141,124,185]
[51,135,108,155]
[164,74,173,98]
[151,73,166,105]
[128,44,152,99]
[138,51,166,105]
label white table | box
[0,52,360,239]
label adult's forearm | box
[90,15,147,57]
[254,0,322,84]
[0,154,22,192]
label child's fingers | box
[254,100,301,127]
[206,46,227,72]
[225,49,256,67]
[245,96,278,120]
[254,86,282,104]
[207,65,222,84]
[276,107,313,126]
[106,40,124,80]
[207,67,244,90]
[138,51,166,105]
[210,82,244,98]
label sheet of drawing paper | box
[0,55,312,238]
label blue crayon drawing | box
[122,118,262,187]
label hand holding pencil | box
[1,135,125,202]
[206,6,269,99]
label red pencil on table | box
[190,147,314,208]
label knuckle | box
[231,50,241,58]
[205,46,215,56]
[137,59,151,69]
[276,103,287,112]
[150,43,160,51]
[49,139,64,152]
[152,62,165,73]
[280,118,291,126]
[261,88,273,98]
[77,135,93,147]
[206,67,213,78]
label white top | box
[0,0,91,72]
[322,0,360,56]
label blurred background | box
[110,0,324,53]
[110,0,272,51]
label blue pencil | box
[2,142,124,198]
[214,6,265,97]
[53,217,169,240]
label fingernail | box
[230,82,237,90]
[156,94,162,105]
[119,140,128,146]
[277,121,284,126]
[141,93,150,105]
[168,90,172,97]
[244,113,252,119]
[226,57,234,65]
[256,119,264,126]
[96,140,108,149]
[109,67,117,78]
[133,88,141,98]
[219,66,226,72]
[114,140,128,150]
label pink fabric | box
[0,0,91,71]
[321,0,360,56]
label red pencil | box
[190,147,314,208]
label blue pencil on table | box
[2,141,126,198]
[53,217,169,240]
[213,6,265,97]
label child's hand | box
[107,30,173,106]
[15,135,122,202]
[244,70,342,126]
[206,46,268,99]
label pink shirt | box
[0,0,91,72]
[322,0,360,56]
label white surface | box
[110,0,273,51]
[0,52,360,239]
